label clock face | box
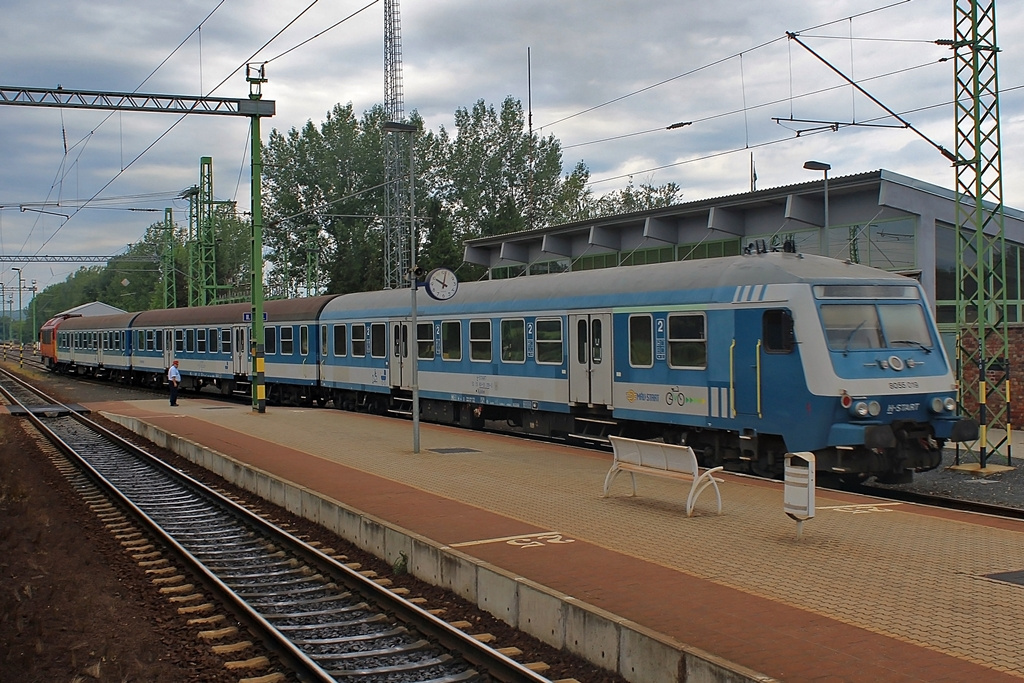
[425,267,458,301]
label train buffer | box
[603,435,724,516]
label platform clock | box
[424,267,459,301]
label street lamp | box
[803,161,831,232]
[383,121,420,453]
[11,267,23,345]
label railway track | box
[0,367,553,683]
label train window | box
[577,319,588,364]
[393,324,407,358]
[186,329,196,353]
[535,319,563,364]
[501,319,525,363]
[266,326,277,354]
[592,319,603,364]
[352,324,366,356]
[156,331,163,352]
[333,324,347,357]
[212,329,221,353]
[417,322,434,360]
[821,304,883,350]
[441,321,461,361]
[220,329,231,352]
[470,320,491,362]
[879,304,933,349]
[763,310,795,353]
[198,328,207,353]
[281,326,294,355]
[92,332,98,349]
[320,325,328,356]
[370,323,387,358]
[300,325,309,356]
[175,329,184,353]
[629,315,653,367]
[668,313,706,368]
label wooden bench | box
[603,436,724,516]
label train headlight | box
[944,397,956,412]
[930,397,944,413]
[868,401,881,416]
[851,401,870,417]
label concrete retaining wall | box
[105,412,777,683]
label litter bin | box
[784,451,815,539]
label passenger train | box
[38,251,978,484]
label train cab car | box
[316,252,974,483]
[39,313,79,369]
[55,313,138,379]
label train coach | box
[39,251,978,483]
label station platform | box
[85,397,1024,683]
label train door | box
[733,309,763,417]
[569,313,613,406]
[163,329,174,368]
[391,320,410,389]
[232,325,249,375]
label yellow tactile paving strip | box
[130,400,1024,677]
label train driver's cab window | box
[280,326,294,355]
[763,309,795,353]
[333,324,347,357]
[470,320,491,362]
[820,304,883,351]
[667,313,706,368]
[352,324,366,356]
[629,314,653,367]
[500,319,525,363]
[265,326,278,355]
[417,322,435,360]
[535,318,563,364]
[370,323,387,358]
[441,321,461,361]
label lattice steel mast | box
[383,0,410,290]
[953,0,1009,466]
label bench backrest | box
[609,436,699,476]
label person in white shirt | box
[167,360,181,406]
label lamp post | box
[803,160,831,236]
[11,267,23,345]
[30,280,37,351]
[383,121,419,453]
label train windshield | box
[820,303,934,352]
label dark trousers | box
[170,382,179,405]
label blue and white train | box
[40,252,978,483]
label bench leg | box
[686,467,724,516]
[602,465,620,497]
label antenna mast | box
[383,0,409,289]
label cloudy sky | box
[1,0,1022,298]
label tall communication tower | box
[383,0,410,290]
[953,0,1009,465]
